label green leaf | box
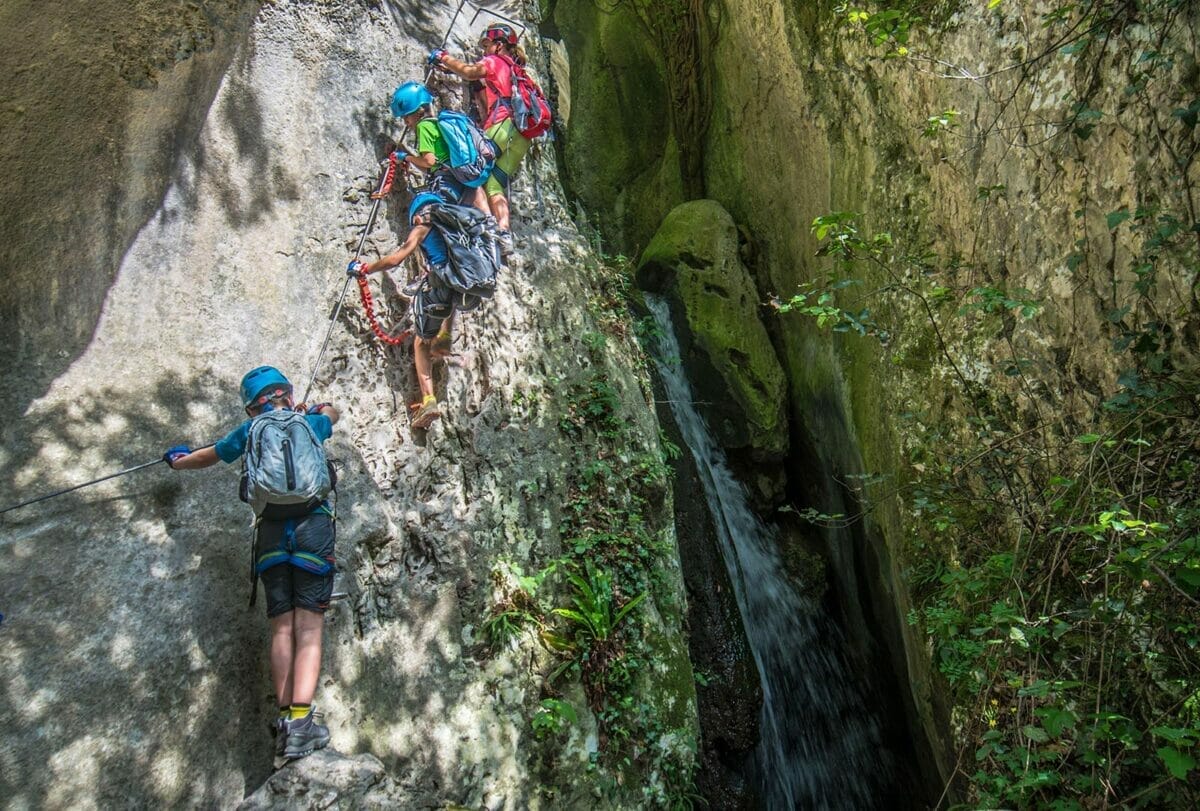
[1106,209,1132,230]
[1074,434,1101,444]
[540,697,577,723]
[1151,726,1196,744]
[1037,707,1078,737]
[1157,747,1196,780]
[1024,725,1051,743]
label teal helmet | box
[408,191,444,224]
[390,81,433,118]
[239,366,291,408]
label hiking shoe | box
[273,716,288,758]
[411,397,441,429]
[496,229,515,258]
[282,710,330,760]
[401,275,425,299]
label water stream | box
[648,296,897,808]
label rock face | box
[0,2,695,807]
[555,0,1200,801]
[239,749,409,809]
[0,0,260,413]
[638,199,789,502]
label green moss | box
[640,200,789,458]
[554,0,683,251]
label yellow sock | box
[422,394,436,406]
[289,703,311,721]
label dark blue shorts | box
[255,512,335,618]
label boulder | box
[638,200,789,490]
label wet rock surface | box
[637,199,789,503]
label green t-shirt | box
[415,117,449,165]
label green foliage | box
[559,374,623,439]
[531,698,578,740]
[481,559,558,649]
[553,561,648,650]
[809,190,1200,807]
[532,243,696,802]
[923,108,960,137]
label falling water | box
[647,296,897,808]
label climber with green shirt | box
[381,81,490,218]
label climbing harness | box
[248,506,337,608]
[0,445,214,516]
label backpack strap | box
[248,517,262,608]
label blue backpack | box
[435,110,497,188]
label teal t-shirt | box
[214,412,333,464]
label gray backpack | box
[239,410,332,518]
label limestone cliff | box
[0,2,696,807]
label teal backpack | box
[435,110,497,188]
[239,410,333,519]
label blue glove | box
[163,445,191,468]
[347,260,368,277]
[306,402,332,416]
[427,48,448,66]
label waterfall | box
[647,296,897,808]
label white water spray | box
[648,296,895,807]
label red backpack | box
[490,54,553,140]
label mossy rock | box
[638,200,788,463]
[552,0,684,253]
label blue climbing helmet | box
[408,191,445,224]
[239,366,291,408]
[390,81,433,118]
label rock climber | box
[381,80,490,217]
[163,366,339,761]
[349,191,479,429]
[428,22,531,256]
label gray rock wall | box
[0,2,695,807]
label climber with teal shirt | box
[378,80,491,218]
[163,366,340,762]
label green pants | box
[484,118,531,198]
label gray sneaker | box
[283,710,330,760]
[273,716,288,758]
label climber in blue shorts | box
[349,191,479,430]
[164,366,340,761]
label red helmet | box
[481,23,517,45]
